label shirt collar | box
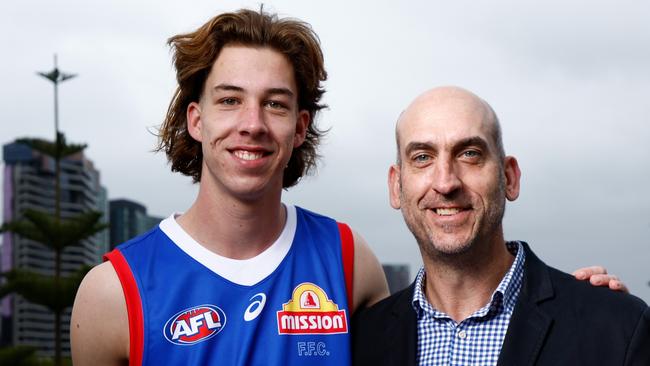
[411,241,526,321]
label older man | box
[352,86,649,365]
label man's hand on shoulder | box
[572,265,629,293]
[71,261,129,366]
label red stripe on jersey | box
[104,249,144,366]
[337,222,354,312]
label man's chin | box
[419,236,475,259]
[435,242,473,256]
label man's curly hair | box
[156,8,327,188]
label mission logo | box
[163,304,226,345]
[277,283,348,335]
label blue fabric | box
[115,207,351,366]
[412,241,525,366]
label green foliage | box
[0,210,107,252]
[0,346,49,366]
[0,346,71,366]
[0,266,91,313]
[16,132,86,160]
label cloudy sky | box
[1,0,648,302]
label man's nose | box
[431,159,462,195]
[238,103,269,136]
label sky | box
[0,0,648,302]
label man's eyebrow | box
[211,84,294,98]
[403,137,490,155]
[404,141,435,155]
[212,84,244,93]
[454,136,489,152]
[266,87,294,98]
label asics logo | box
[244,293,267,321]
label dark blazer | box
[352,243,650,365]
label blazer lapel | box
[386,284,418,366]
[498,243,554,366]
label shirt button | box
[457,330,467,339]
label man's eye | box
[413,154,430,163]
[219,97,238,106]
[265,101,286,109]
[461,150,481,159]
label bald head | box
[395,86,504,164]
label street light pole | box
[37,54,77,137]
[36,55,77,366]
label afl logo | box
[163,304,226,345]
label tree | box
[0,134,106,366]
[0,345,51,366]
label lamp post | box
[37,54,77,136]
[36,54,77,366]
[36,54,77,218]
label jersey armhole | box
[104,249,144,366]
[337,222,354,313]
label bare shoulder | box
[71,261,129,365]
[351,229,390,313]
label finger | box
[573,266,607,279]
[589,274,611,286]
[609,280,629,294]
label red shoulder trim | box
[337,222,354,312]
[104,250,144,366]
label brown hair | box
[156,8,327,187]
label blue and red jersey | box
[105,205,354,366]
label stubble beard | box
[401,173,507,268]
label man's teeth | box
[435,208,461,216]
[234,150,264,161]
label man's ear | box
[187,102,203,142]
[504,156,521,201]
[388,164,402,209]
[293,110,309,148]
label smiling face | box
[187,45,309,201]
[389,87,520,260]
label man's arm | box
[70,261,129,366]
[351,230,390,313]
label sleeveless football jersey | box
[105,205,354,366]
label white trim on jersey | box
[158,204,297,286]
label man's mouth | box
[233,150,266,161]
[433,207,467,216]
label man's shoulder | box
[545,264,648,316]
[114,221,165,252]
[509,247,650,364]
[520,243,648,325]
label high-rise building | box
[109,199,163,249]
[382,264,411,294]
[1,139,108,356]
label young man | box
[352,86,649,365]
[71,9,388,366]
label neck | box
[177,177,286,260]
[421,233,514,323]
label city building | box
[382,264,410,294]
[109,198,162,250]
[1,139,108,356]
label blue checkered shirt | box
[412,241,525,366]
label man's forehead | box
[397,93,493,144]
[206,45,297,93]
